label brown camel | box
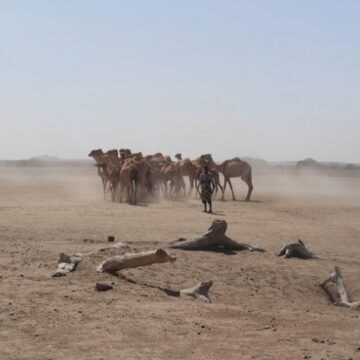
[195,166,223,200]
[191,155,224,199]
[118,153,152,202]
[200,154,253,201]
[88,149,111,198]
[102,150,122,201]
[119,158,138,204]
[119,148,132,160]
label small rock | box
[95,283,113,292]
[107,236,115,242]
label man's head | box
[203,165,209,173]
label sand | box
[0,166,359,360]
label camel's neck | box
[206,157,222,172]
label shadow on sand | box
[113,273,180,297]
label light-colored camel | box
[88,149,111,199]
[147,155,184,198]
[174,153,198,196]
[200,154,253,201]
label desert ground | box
[0,165,359,360]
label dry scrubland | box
[0,165,360,360]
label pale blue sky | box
[1,1,359,162]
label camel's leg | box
[194,178,199,199]
[228,179,236,201]
[115,182,120,202]
[101,176,107,199]
[221,178,227,201]
[126,185,131,204]
[111,182,117,202]
[163,181,168,199]
[242,175,253,202]
[181,177,186,198]
[132,180,137,204]
[216,182,223,200]
[213,185,218,199]
[188,176,194,197]
[118,183,124,203]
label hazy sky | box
[1,1,359,162]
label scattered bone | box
[52,253,82,277]
[95,283,114,291]
[277,239,322,259]
[97,249,176,273]
[171,220,265,252]
[180,281,213,303]
[321,266,360,309]
[52,242,130,277]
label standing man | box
[197,165,215,213]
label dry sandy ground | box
[0,166,360,360]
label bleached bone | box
[321,266,360,309]
[97,249,176,273]
[52,253,82,277]
[180,281,213,303]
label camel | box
[160,161,185,198]
[102,151,121,202]
[191,155,224,199]
[119,158,138,204]
[131,154,153,200]
[199,154,253,201]
[119,148,132,161]
[146,155,183,198]
[194,166,223,200]
[174,154,198,196]
[118,153,153,203]
[145,155,165,198]
[88,149,111,199]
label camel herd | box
[88,149,253,204]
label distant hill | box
[295,158,360,176]
[0,156,92,167]
[29,155,60,162]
